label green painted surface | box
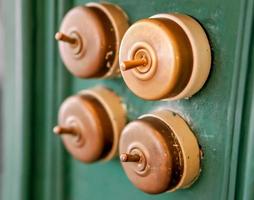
[65,1,243,200]
[1,0,254,200]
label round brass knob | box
[119,110,200,194]
[54,87,126,163]
[56,2,129,78]
[119,13,211,100]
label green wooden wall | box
[1,0,254,200]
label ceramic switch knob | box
[54,87,126,163]
[119,13,211,100]
[119,110,200,194]
[56,2,129,78]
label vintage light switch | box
[119,13,211,100]
[55,2,129,78]
[119,110,200,194]
[54,87,126,163]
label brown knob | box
[53,126,77,135]
[120,153,141,162]
[55,32,77,44]
[56,2,129,78]
[120,58,147,71]
[54,87,126,163]
[119,110,200,194]
[119,13,211,100]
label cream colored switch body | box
[119,13,211,100]
[56,2,129,78]
[54,87,126,163]
[119,110,201,194]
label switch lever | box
[120,153,140,162]
[121,58,147,71]
[55,32,77,44]
[53,125,77,135]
